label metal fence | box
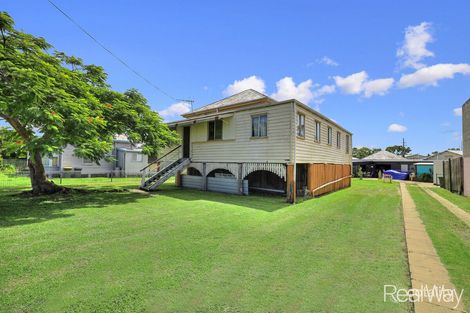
[0,171,144,190]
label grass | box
[407,185,470,308]
[431,187,470,214]
[0,179,411,313]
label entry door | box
[183,126,190,158]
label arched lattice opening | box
[186,167,202,176]
[207,168,235,178]
[244,170,285,194]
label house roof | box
[183,89,275,118]
[424,149,463,160]
[171,89,352,135]
[361,150,408,161]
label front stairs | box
[140,158,190,191]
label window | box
[252,114,267,137]
[208,119,223,140]
[42,156,59,167]
[336,131,341,149]
[314,121,321,142]
[346,134,350,154]
[131,153,143,162]
[327,126,333,145]
[296,113,305,137]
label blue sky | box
[3,0,470,154]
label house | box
[352,150,418,178]
[140,89,352,202]
[425,149,463,185]
[463,99,470,196]
[42,136,148,176]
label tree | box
[385,145,411,157]
[352,147,381,159]
[0,126,27,158]
[0,12,179,194]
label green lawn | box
[407,185,470,308]
[431,187,470,214]
[0,179,411,313]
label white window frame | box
[208,119,223,141]
[314,120,321,142]
[327,126,333,145]
[296,113,305,137]
[251,114,268,137]
[336,131,341,149]
[346,134,350,154]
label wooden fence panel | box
[442,157,463,194]
[309,163,351,197]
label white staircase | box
[140,145,189,191]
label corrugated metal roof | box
[190,89,272,114]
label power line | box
[47,0,181,102]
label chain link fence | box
[0,170,144,191]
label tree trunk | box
[28,150,65,195]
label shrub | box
[417,173,432,182]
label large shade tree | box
[0,12,179,194]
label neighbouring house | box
[425,149,463,185]
[406,153,428,160]
[140,89,352,202]
[463,99,470,196]
[42,136,148,176]
[352,150,418,178]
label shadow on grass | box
[153,184,290,212]
[0,189,148,228]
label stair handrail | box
[140,144,182,172]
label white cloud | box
[398,63,470,88]
[312,84,336,104]
[158,101,191,121]
[397,22,434,69]
[363,78,395,97]
[271,77,314,104]
[388,123,408,133]
[454,107,463,116]
[317,56,339,66]
[334,71,394,97]
[203,85,209,91]
[223,75,265,96]
[334,71,368,94]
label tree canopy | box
[352,147,381,159]
[0,126,27,158]
[0,11,179,193]
[385,145,411,157]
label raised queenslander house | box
[140,89,352,202]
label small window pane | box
[337,132,341,148]
[260,115,267,136]
[315,121,321,142]
[208,121,215,140]
[327,127,332,145]
[252,116,259,137]
[215,120,223,140]
[297,113,305,137]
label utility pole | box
[402,138,406,157]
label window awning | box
[167,113,233,127]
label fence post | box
[448,158,453,192]
[60,172,63,184]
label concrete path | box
[400,182,466,313]
[422,188,470,228]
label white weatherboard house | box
[140,89,352,202]
[43,136,148,176]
